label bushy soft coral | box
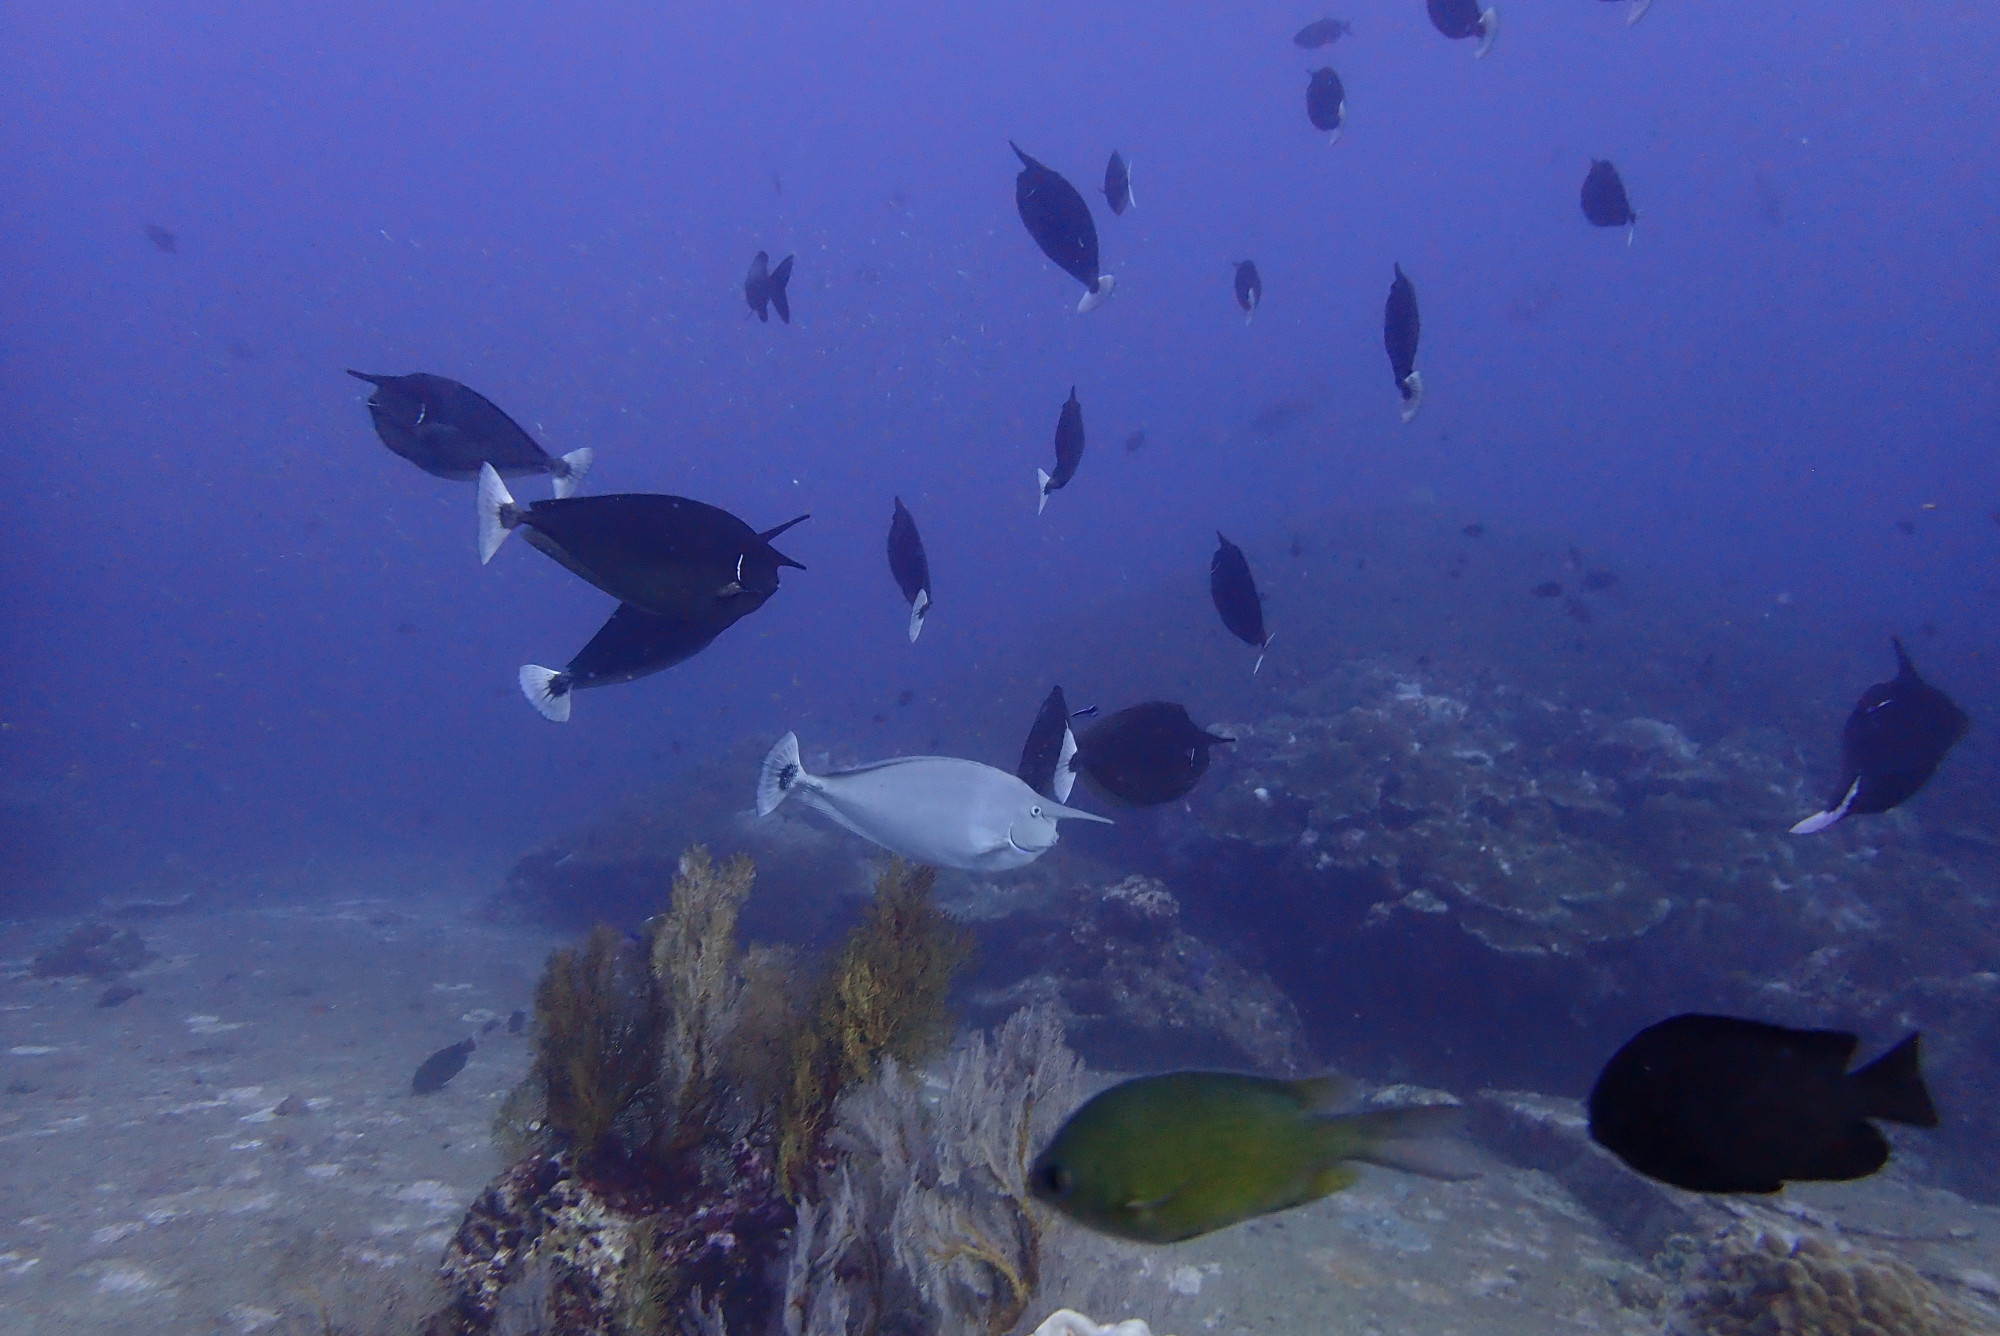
[534,924,666,1174]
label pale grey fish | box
[756,731,1110,871]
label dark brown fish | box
[412,1038,475,1095]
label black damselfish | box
[744,251,795,324]
[412,1038,475,1095]
[1581,160,1637,237]
[1306,67,1346,142]
[518,604,726,723]
[1210,533,1270,671]
[1791,638,1969,833]
[1588,1014,1938,1193]
[1104,150,1135,216]
[1012,142,1114,313]
[887,496,932,643]
[1038,387,1087,514]
[1384,265,1424,423]
[1235,261,1263,323]
[1071,702,1234,807]
[347,371,594,497]
[1427,0,1498,55]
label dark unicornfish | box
[1011,142,1115,313]
[1384,264,1424,423]
[1600,0,1653,26]
[1791,638,1969,833]
[1305,67,1346,143]
[518,604,727,723]
[144,224,177,253]
[744,251,795,324]
[1581,160,1637,242]
[412,1037,475,1095]
[1427,0,1498,56]
[478,465,808,625]
[1070,702,1234,807]
[1210,533,1271,672]
[347,371,593,497]
[1104,151,1135,216]
[1588,1014,1938,1193]
[886,496,933,643]
[1018,685,1081,803]
[1038,387,1087,515]
[1293,16,1353,47]
[1234,261,1263,323]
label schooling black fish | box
[347,371,594,497]
[144,224,178,254]
[1011,142,1114,313]
[1305,67,1346,142]
[1790,638,1969,833]
[1071,702,1234,807]
[887,496,933,643]
[1104,150,1135,216]
[518,604,727,723]
[1038,387,1087,514]
[744,250,795,324]
[1019,685,1081,803]
[1427,0,1498,55]
[412,1037,476,1095]
[1210,533,1271,672]
[1588,1014,1937,1194]
[1293,16,1353,47]
[478,466,808,624]
[1581,160,1637,239]
[1234,261,1263,324]
[1384,264,1424,423]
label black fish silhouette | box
[1384,265,1424,422]
[347,371,593,496]
[1791,638,1969,833]
[1293,16,1353,47]
[144,224,178,254]
[479,466,808,623]
[1011,142,1114,312]
[1588,1014,1937,1193]
[1427,0,1498,54]
[745,251,795,324]
[1038,387,1087,514]
[518,604,727,723]
[1234,261,1263,323]
[412,1038,475,1095]
[1019,685,1081,803]
[1306,67,1346,141]
[1070,702,1234,807]
[1581,160,1637,237]
[887,496,933,643]
[1210,533,1271,671]
[1104,151,1135,216]
[1124,429,1146,453]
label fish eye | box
[1031,805,1044,818]
[1035,1162,1072,1197]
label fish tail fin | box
[552,447,594,499]
[771,255,794,324]
[1127,161,1135,208]
[757,731,815,816]
[1053,725,1078,802]
[519,665,573,723]
[1791,776,1861,835]
[1475,6,1499,56]
[1254,633,1272,675]
[1850,1033,1940,1128]
[477,463,519,564]
[909,588,930,643]
[1627,0,1652,23]
[345,369,388,387]
[1399,370,1426,424]
[1037,468,1052,515]
[1077,272,1115,314]
[1334,1104,1482,1181]
[1328,124,1343,147]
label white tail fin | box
[478,463,517,564]
[1053,726,1077,803]
[552,447,594,499]
[1254,633,1272,675]
[1627,0,1652,24]
[1128,161,1136,209]
[1791,778,1860,835]
[519,665,572,722]
[1037,468,1052,515]
[1475,6,1498,56]
[757,731,809,816]
[1399,370,1426,424]
[1076,272,1115,314]
[908,588,930,643]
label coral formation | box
[1664,1227,2000,1336]
[533,924,666,1174]
[31,921,153,978]
[649,846,756,1159]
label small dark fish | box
[1038,387,1087,514]
[1581,159,1637,236]
[518,604,727,723]
[1070,702,1234,807]
[1384,265,1424,422]
[1290,536,1305,558]
[1921,620,1939,638]
[1210,533,1271,671]
[411,1038,476,1095]
[1462,523,1485,538]
[1305,67,1346,142]
[507,1009,526,1035]
[481,1017,502,1034]
[98,984,141,1008]
[144,224,177,253]
[1124,429,1146,454]
[1293,16,1353,47]
[1582,568,1619,591]
[1427,0,1498,54]
[1234,261,1262,323]
[1895,519,1916,536]
[1019,685,1081,802]
[744,251,795,324]
[772,171,784,196]
[1791,638,1969,833]
[348,371,594,495]
[1563,595,1594,625]
[394,621,420,636]
[1104,150,1135,216]
[1588,1014,1937,1193]
[1532,581,1563,599]
[887,496,933,642]
[897,688,916,707]
[1012,142,1113,312]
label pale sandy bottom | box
[2,896,1996,1336]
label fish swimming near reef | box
[1030,1072,1476,1243]
[1069,702,1234,807]
[756,732,1110,872]
[1210,533,1271,671]
[1581,160,1637,242]
[348,371,594,497]
[1790,638,1969,834]
[1011,142,1115,313]
[744,250,795,324]
[1293,16,1353,47]
[1038,386,1087,515]
[1306,67,1346,143]
[1384,264,1424,423]
[1104,150,1135,216]
[1234,261,1262,324]
[478,464,808,623]
[1427,0,1498,56]
[1018,685,1083,803]
[518,604,727,723]
[887,496,933,643]
[412,1037,475,1095]
[1588,1014,1938,1194]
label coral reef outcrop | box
[1664,1227,2000,1336]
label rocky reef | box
[1665,1227,2000,1336]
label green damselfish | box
[1028,1071,1474,1243]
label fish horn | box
[1041,798,1113,826]
[477,463,519,564]
[519,666,573,723]
[345,369,390,387]
[552,448,594,500]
